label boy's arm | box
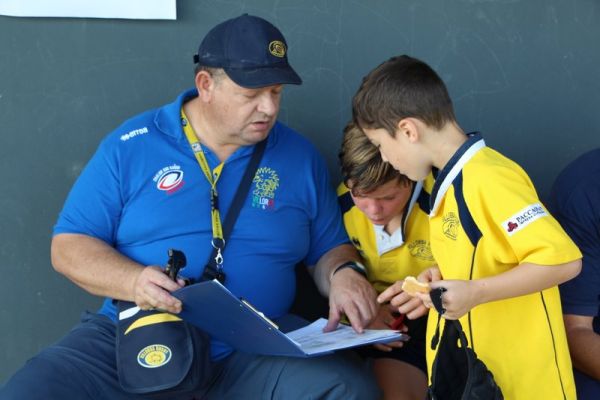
[425,260,581,320]
[563,314,600,380]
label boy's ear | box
[397,118,420,143]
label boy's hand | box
[367,303,407,352]
[420,279,479,320]
[378,266,442,319]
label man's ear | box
[194,70,215,102]
[397,118,420,143]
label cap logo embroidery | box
[269,40,286,57]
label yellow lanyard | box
[181,108,226,266]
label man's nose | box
[257,93,279,116]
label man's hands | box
[51,233,185,314]
[324,267,378,333]
[132,266,185,313]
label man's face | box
[363,127,428,181]
[208,74,283,146]
[349,179,413,226]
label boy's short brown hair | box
[339,122,410,194]
[352,55,456,135]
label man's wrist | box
[331,261,368,280]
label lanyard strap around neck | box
[181,108,226,267]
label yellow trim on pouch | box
[125,313,182,335]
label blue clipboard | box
[172,279,405,357]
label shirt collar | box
[373,180,423,255]
[429,132,486,216]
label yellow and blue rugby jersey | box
[427,132,582,400]
[337,178,435,293]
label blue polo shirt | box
[548,148,600,400]
[54,88,348,360]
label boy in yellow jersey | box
[352,55,582,400]
[338,122,435,400]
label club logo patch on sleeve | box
[502,203,548,236]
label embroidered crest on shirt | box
[408,240,434,261]
[252,167,279,210]
[442,212,460,240]
[502,203,548,237]
[153,164,184,194]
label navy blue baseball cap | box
[193,14,302,88]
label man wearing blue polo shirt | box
[549,148,600,400]
[1,14,380,399]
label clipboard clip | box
[240,298,279,330]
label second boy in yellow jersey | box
[338,123,436,400]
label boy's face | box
[349,178,412,227]
[363,127,428,181]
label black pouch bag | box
[427,288,503,400]
[116,300,212,394]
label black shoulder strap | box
[201,139,267,282]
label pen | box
[391,314,405,330]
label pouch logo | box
[502,203,548,237]
[153,164,184,194]
[442,212,460,240]
[408,240,434,261]
[269,40,286,57]
[137,344,172,368]
[252,167,279,210]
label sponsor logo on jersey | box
[252,167,279,210]
[120,126,149,141]
[409,240,434,261]
[137,344,172,368]
[153,164,184,194]
[502,203,548,236]
[269,41,286,58]
[442,212,460,240]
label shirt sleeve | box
[53,136,122,245]
[303,153,350,266]
[473,160,582,267]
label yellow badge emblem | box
[137,344,172,368]
[442,212,460,241]
[269,40,286,57]
[408,240,434,261]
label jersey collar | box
[429,132,486,217]
[373,180,424,255]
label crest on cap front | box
[269,41,286,58]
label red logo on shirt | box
[507,221,518,232]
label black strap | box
[430,287,447,350]
[201,139,267,282]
